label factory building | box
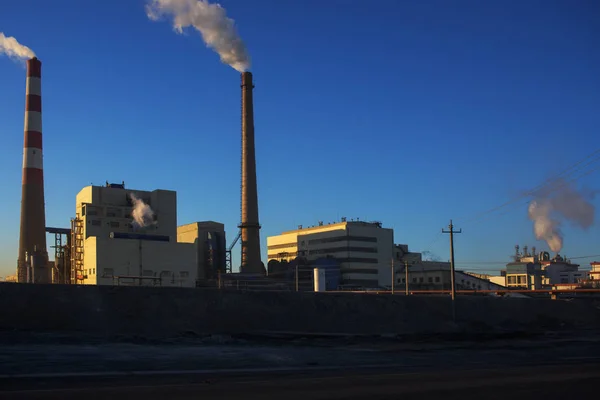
[504,246,585,290]
[177,221,226,281]
[71,183,224,287]
[589,262,600,281]
[267,219,394,287]
[396,262,506,291]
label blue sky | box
[1,0,599,277]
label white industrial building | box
[72,183,225,287]
[504,248,585,290]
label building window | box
[267,242,297,250]
[412,278,417,283]
[308,236,378,245]
[340,268,378,275]
[428,277,433,283]
[103,268,114,277]
[419,277,424,283]
[435,277,440,283]
[180,271,189,278]
[91,220,101,226]
[110,221,119,228]
[340,257,379,264]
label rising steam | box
[146,0,250,72]
[0,32,35,62]
[527,178,595,253]
[130,193,156,229]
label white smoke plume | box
[146,0,250,72]
[527,178,595,253]
[130,193,156,229]
[0,32,36,62]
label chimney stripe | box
[22,167,44,185]
[24,131,43,149]
[23,148,43,169]
[26,94,42,113]
[24,111,42,133]
[27,59,41,78]
[26,77,41,96]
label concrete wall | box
[1,283,599,340]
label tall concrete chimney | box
[17,57,48,283]
[239,72,263,274]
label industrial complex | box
[7,57,599,295]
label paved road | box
[1,362,599,399]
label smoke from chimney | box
[0,32,36,62]
[130,194,156,228]
[146,0,250,72]
[527,178,595,253]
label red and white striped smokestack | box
[17,57,48,283]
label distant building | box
[267,219,393,288]
[589,262,600,281]
[3,275,17,283]
[505,261,544,290]
[397,263,506,291]
[504,246,584,290]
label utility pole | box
[442,220,461,321]
[405,260,409,296]
[391,258,395,294]
[295,263,299,292]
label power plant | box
[17,57,49,284]
[239,72,264,275]
[11,58,265,285]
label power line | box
[458,148,600,224]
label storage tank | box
[30,251,50,284]
[313,268,326,292]
[313,257,341,290]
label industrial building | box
[177,221,226,281]
[590,262,600,281]
[396,262,506,292]
[71,183,225,287]
[267,219,396,287]
[504,246,585,290]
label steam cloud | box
[130,194,156,228]
[527,178,595,253]
[0,32,36,62]
[146,0,250,72]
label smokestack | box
[239,71,263,274]
[17,57,48,283]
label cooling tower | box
[239,72,263,274]
[17,57,48,283]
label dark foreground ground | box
[1,331,599,399]
[2,362,599,399]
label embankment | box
[0,283,599,340]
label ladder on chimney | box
[71,216,85,284]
